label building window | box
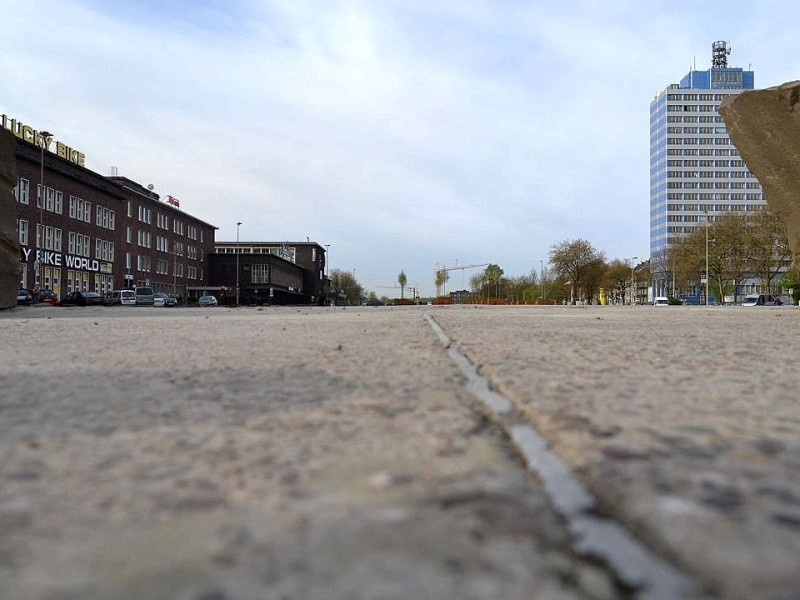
[137,255,151,272]
[68,232,91,257]
[95,239,115,262]
[69,196,92,223]
[18,219,28,245]
[137,230,151,248]
[138,205,151,224]
[252,264,269,283]
[96,205,116,230]
[15,178,30,204]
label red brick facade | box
[13,137,216,300]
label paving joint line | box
[423,311,715,600]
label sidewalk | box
[1,304,798,599]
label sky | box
[3,1,800,297]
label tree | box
[780,266,800,303]
[398,270,407,299]
[329,269,365,305]
[483,264,504,298]
[748,209,791,295]
[435,268,450,297]
[603,259,632,305]
[549,239,605,304]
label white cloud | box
[3,0,800,295]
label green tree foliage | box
[330,269,365,305]
[435,268,450,296]
[780,266,800,302]
[549,239,606,303]
[398,270,407,299]
[483,264,504,298]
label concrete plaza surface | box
[0,304,798,600]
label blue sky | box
[3,1,799,296]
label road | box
[1,304,798,600]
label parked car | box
[59,291,105,306]
[742,293,781,306]
[153,292,167,307]
[198,295,218,306]
[16,289,33,305]
[38,289,59,305]
[654,296,670,306]
[104,289,137,306]
[134,286,155,306]
[164,295,178,307]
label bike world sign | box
[21,248,112,274]
[2,114,86,167]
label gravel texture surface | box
[432,304,800,600]
[1,305,620,600]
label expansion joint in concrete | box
[422,312,714,600]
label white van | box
[654,296,670,306]
[105,289,136,305]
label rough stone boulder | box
[719,81,800,263]
[0,129,20,309]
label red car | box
[38,289,59,305]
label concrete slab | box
[1,305,613,600]
[431,304,800,600]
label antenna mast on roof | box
[712,40,731,68]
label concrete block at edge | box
[0,128,20,309]
[719,81,800,264]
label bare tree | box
[748,209,791,295]
[603,259,632,305]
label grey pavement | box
[1,304,799,600]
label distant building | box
[649,41,763,297]
[210,241,328,305]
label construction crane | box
[435,262,489,297]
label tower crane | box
[435,262,489,297]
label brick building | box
[209,241,328,305]
[9,117,216,300]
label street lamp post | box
[37,131,53,290]
[705,212,710,306]
[236,222,242,306]
[324,244,330,305]
[540,260,545,301]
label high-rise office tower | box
[649,41,761,297]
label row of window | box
[16,219,116,260]
[15,179,117,230]
[667,182,762,191]
[667,137,731,145]
[667,105,721,112]
[667,160,745,167]
[667,116,723,123]
[666,127,728,134]
[667,204,762,212]
[667,93,731,101]
[665,171,756,179]
[667,148,740,156]
[666,193,762,202]
[127,200,204,242]
[132,254,199,280]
